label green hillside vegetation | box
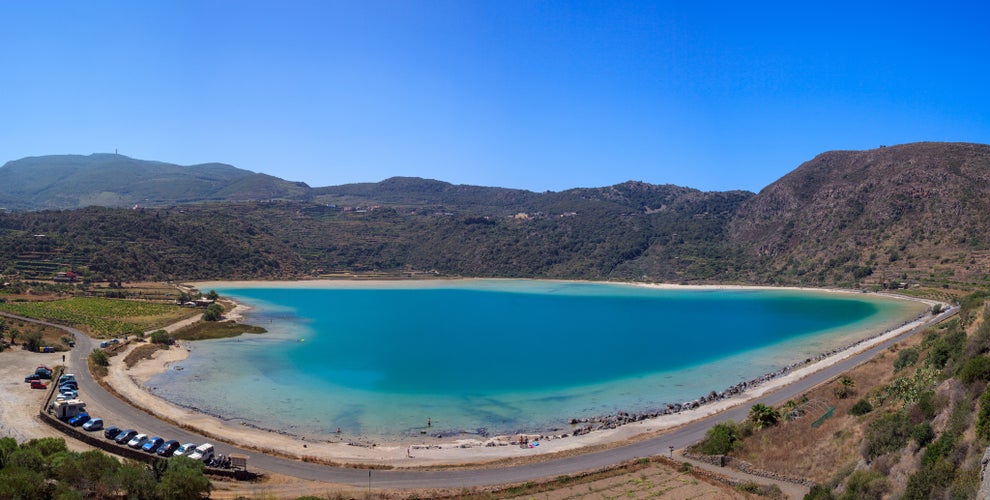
[0,154,311,211]
[0,185,752,284]
[693,292,990,498]
[1,143,989,289]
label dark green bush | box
[841,469,889,499]
[911,422,935,447]
[979,387,990,443]
[929,328,966,369]
[804,484,835,500]
[698,421,738,455]
[958,355,990,384]
[894,347,919,370]
[862,411,911,459]
[89,349,109,367]
[848,399,873,416]
[149,329,171,345]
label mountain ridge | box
[2,142,989,288]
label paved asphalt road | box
[5,306,956,489]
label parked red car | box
[30,380,47,389]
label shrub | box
[842,469,889,499]
[149,329,171,345]
[24,332,43,353]
[958,356,990,384]
[849,399,873,416]
[978,387,990,443]
[902,456,957,499]
[894,347,919,370]
[915,390,938,420]
[862,411,911,459]
[833,375,855,399]
[89,349,109,367]
[928,328,966,369]
[699,421,738,455]
[202,303,223,322]
[921,431,956,467]
[805,484,835,500]
[911,422,935,448]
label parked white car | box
[173,443,197,457]
[127,433,148,449]
[187,443,214,462]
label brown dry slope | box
[729,142,990,287]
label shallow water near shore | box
[148,280,926,441]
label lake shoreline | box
[107,279,942,466]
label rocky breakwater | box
[567,310,931,434]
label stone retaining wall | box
[682,451,816,488]
[37,368,257,480]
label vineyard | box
[0,297,198,337]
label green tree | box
[150,329,172,345]
[0,466,48,500]
[699,421,738,455]
[89,349,109,367]
[206,290,219,301]
[156,456,211,499]
[23,331,42,352]
[0,436,17,469]
[115,461,156,500]
[833,375,855,399]
[65,450,124,498]
[5,446,45,471]
[202,303,223,322]
[748,403,781,430]
[23,437,67,457]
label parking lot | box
[0,347,95,450]
[1,345,233,468]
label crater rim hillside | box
[1,142,989,289]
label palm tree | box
[749,403,781,430]
[834,375,855,399]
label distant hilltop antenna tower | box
[115,148,118,155]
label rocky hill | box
[729,142,990,287]
[1,142,989,288]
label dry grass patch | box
[1,317,72,351]
[731,336,923,483]
[123,342,167,368]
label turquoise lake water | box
[146,280,926,441]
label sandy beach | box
[94,280,944,467]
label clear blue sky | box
[2,1,988,193]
